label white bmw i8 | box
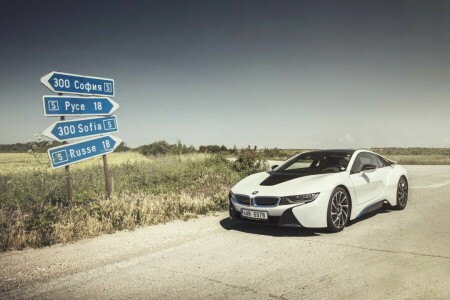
[229,149,408,232]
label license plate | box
[241,209,268,220]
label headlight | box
[229,191,237,202]
[279,193,319,205]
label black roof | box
[302,149,356,155]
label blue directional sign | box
[43,96,119,116]
[42,116,119,142]
[48,135,122,169]
[41,71,114,96]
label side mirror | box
[271,165,279,170]
[360,164,376,173]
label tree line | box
[1,141,449,156]
[0,141,129,153]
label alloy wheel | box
[397,178,408,207]
[330,191,349,229]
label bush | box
[137,140,196,156]
[231,150,269,176]
[199,145,228,154]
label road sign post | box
[102,155,112,199]
[41,71,120,200]
[60,114,73,203]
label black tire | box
[327,187,350,232]
[395,177,408,210]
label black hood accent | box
[260,172,311,186]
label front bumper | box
[229,199,302,227]
[228,189,333,228]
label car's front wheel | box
[327,187,350,232]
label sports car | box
[228,149,408,232]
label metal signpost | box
[41,71,120,200]
[42,116,118,142]
[60,112,73,202]
[43,96,119,116]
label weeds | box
[0,153,268,251]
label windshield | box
[275,151,353,174]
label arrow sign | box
[43,95,119,116]
[41,71,115,96]
[42,116,119,142]
[47,135,122,169]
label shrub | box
[137,140,196,156]
[231,150,269,176]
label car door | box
[350,152,387,205]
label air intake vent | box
[235,194,250,205]
[254,197,279,206]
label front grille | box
[254,197,279,206]
[235,194,250,205]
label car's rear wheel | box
[395,177,408,210]
[327,187,350,232]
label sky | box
[0,0,449,149]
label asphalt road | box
[1,165,449,299]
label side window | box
[376,155,385,167]
[351,154,365,173]
[351,153,382,173]
[378,155,394,166]
[374,155,383,168]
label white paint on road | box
[411,179,450,189]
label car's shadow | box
[220,204,395,237]
[219,218,326,237]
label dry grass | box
[0,190,227,250]
[384,155,450,165]
[260,150,450,165]
[0,152,153,174]
[0,153,248,251]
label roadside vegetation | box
[369,148,450,165]
[1,139,449,251]
[0,144,267,251]
[2,141,449,164]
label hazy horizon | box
[1,1,449,149]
